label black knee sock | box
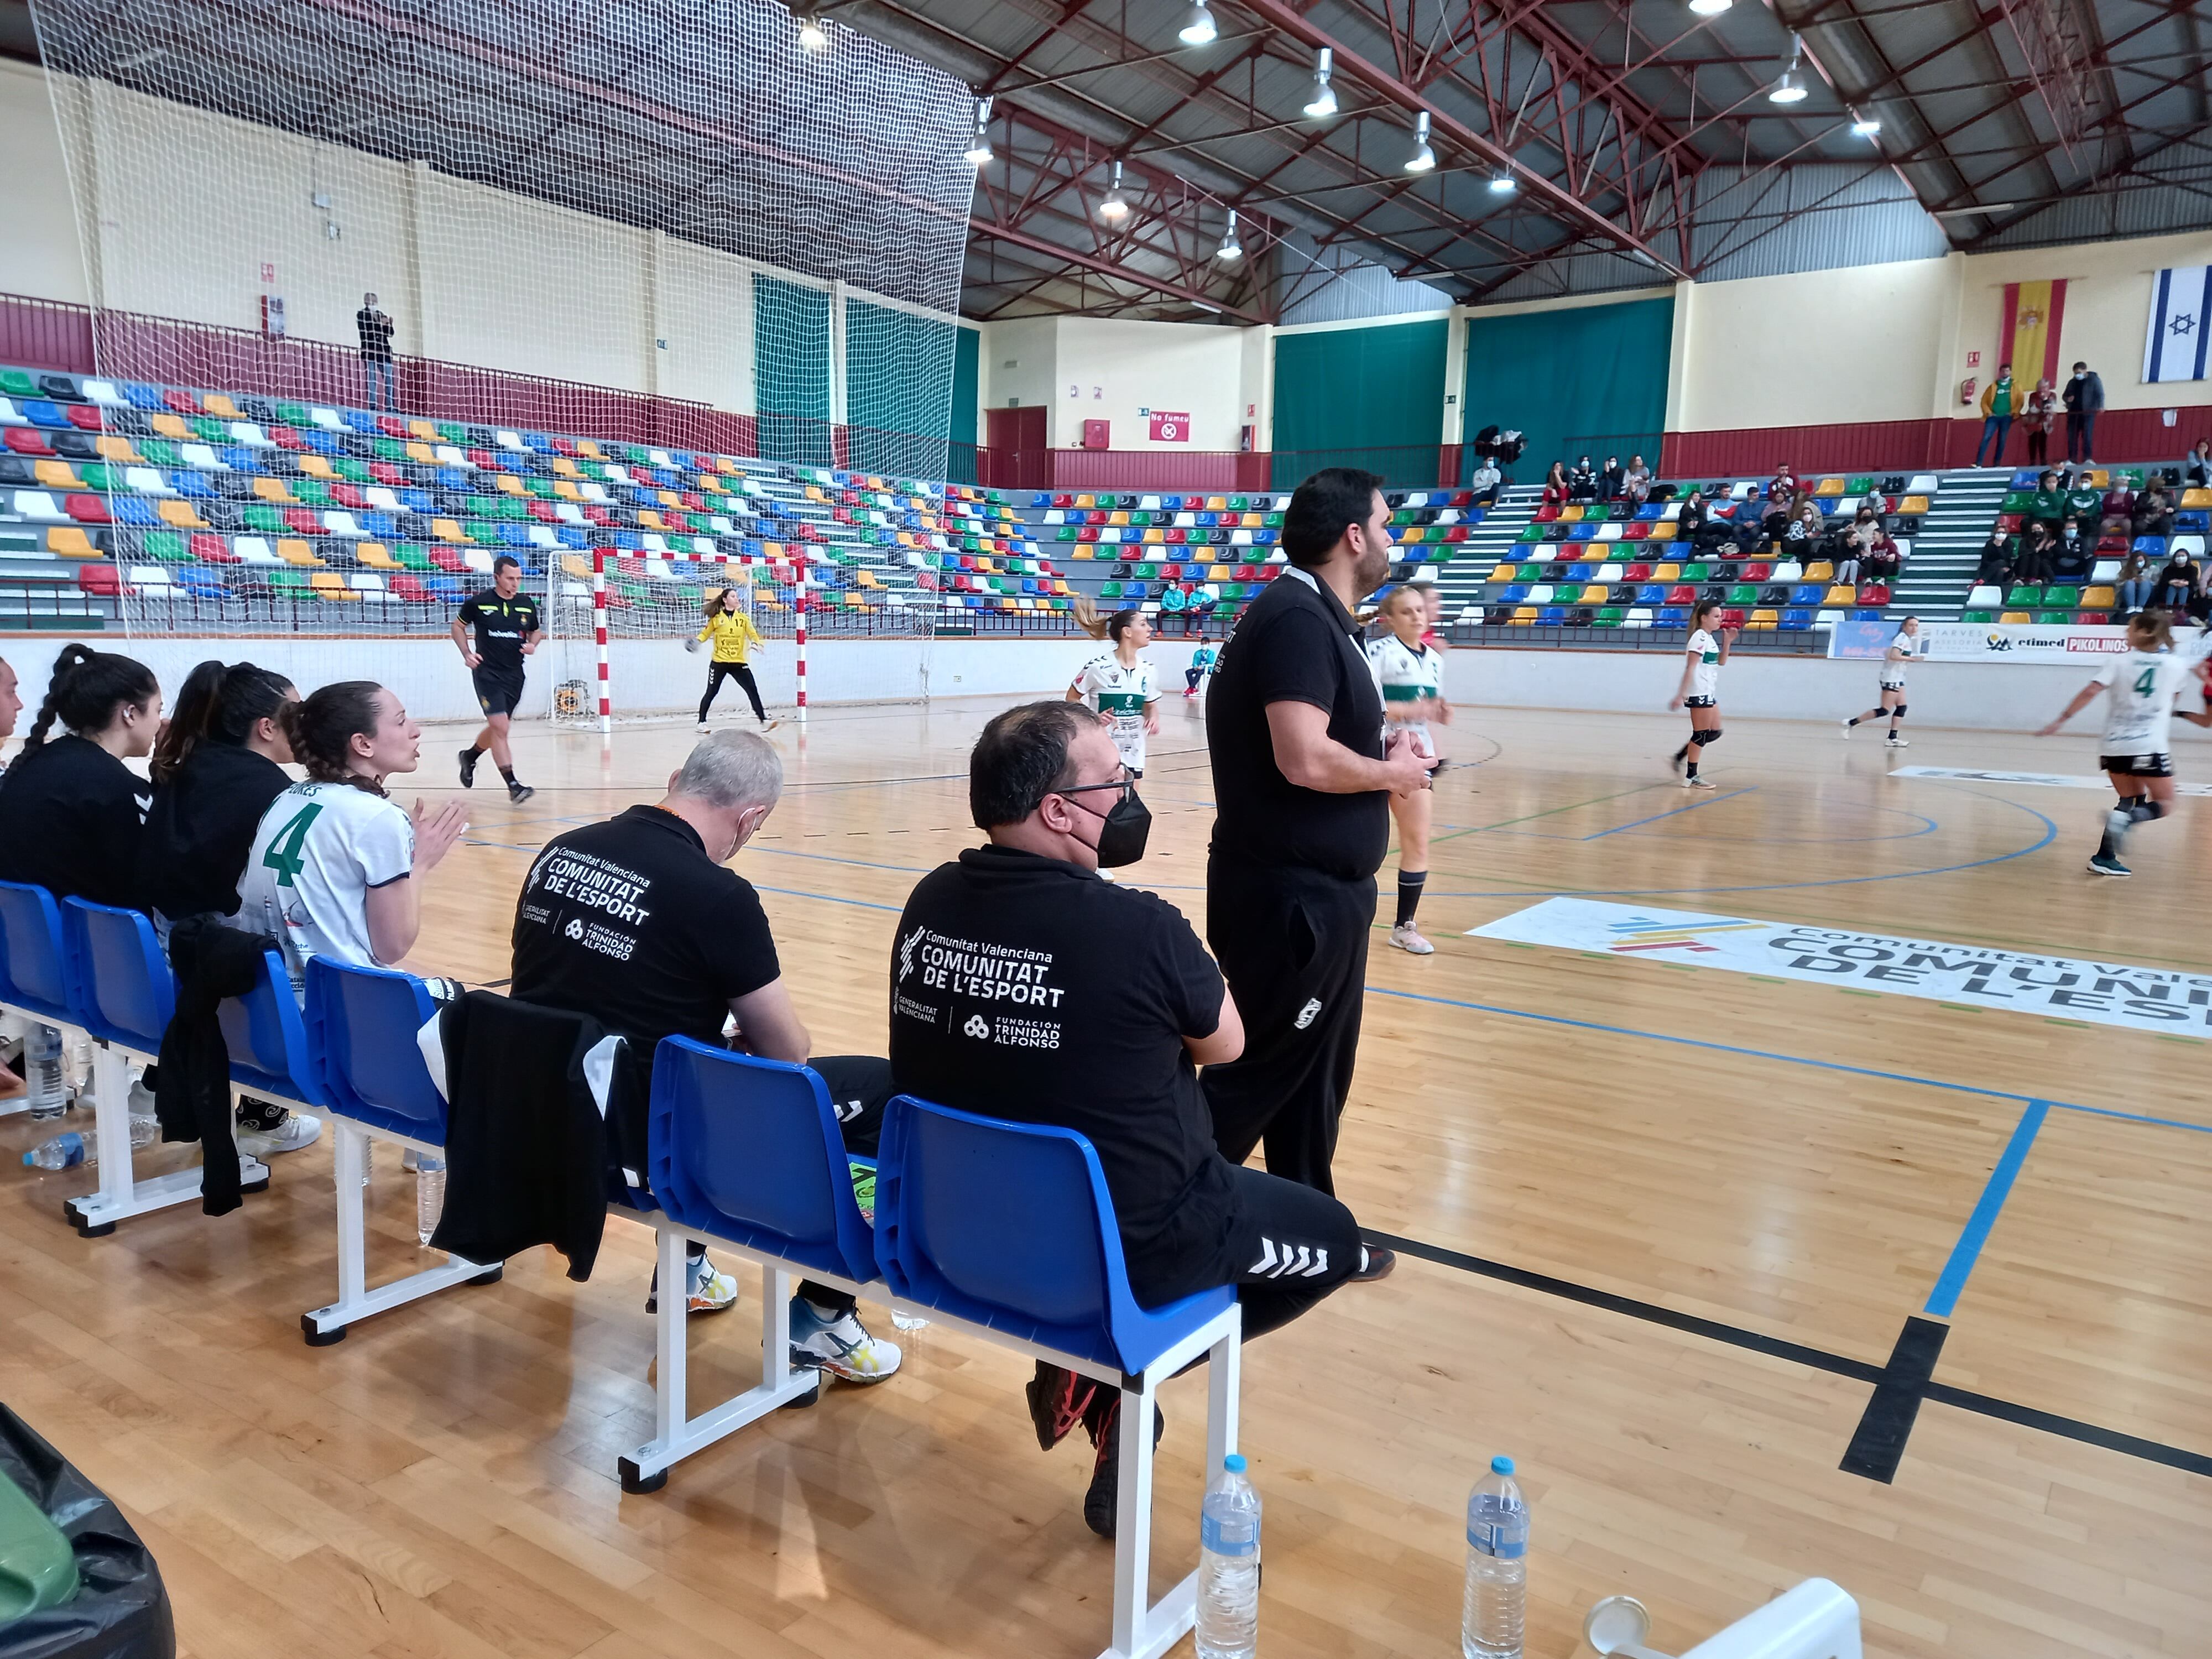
[462,744,483,761]
[499,765,518,786]
[1395,871,1426,928]
[1685,757,1700,778]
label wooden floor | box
[4,693,2208,1659]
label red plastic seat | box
[1623,563,1653,582]
[583,504,614,526]
[283,508,320,535]
[65,493,111,524]
[430,548,468,572]
[551,437,578,457]
[330,482,367,509]
[3,426,53,456]
[390,573,431,601]
[77,562,125,595]
[377,416,409,439]
[527,500,559,523]
[1533,505,1560,522]
[162,390,199,415]
[1444,526,1468,542]
[1665,583,1696,603]
[1720,607,1747,628]
[1051,493,1074,509]
[189,533,236,563]
[65,404,102,431]
[369,461,404,486]
[269,426,306,451]
[1858,583,1890,604]
[466,448,495,469]
[1742,562,1772,581]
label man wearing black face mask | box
[1201,468,1434,1256]
[889,701,1368,1538]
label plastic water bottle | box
[25,1025,67,1122]
[23,1131,93,1170]
[1196,1453,1261,1659]
[416,1157,447,1246]
[1462,1456,1528,1659]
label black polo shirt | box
[457,591,541,676]
[889,844,1235,1303]
[0,734,150,911]
[510,805,780,1050]
[1204,566,1388,881]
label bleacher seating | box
[1958,465,2212,622]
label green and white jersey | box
[1073,653,1159,771]
[233,781,415,993]
[1687,628,1723,698]
[1366,635,1442,732]
[2092,635,2212,755]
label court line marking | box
[1839,1316,1948,1484]
[1579,785,1757,839]
[1924,1100,2050,1318]
[1364,1230,2212,1481]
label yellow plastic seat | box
[46,526,96,557]
[94,435,140,463]
[1510,606,1537,624]
[150,413,191,440]
[1803,560,1834,582]
[310,571,358,599]
[495,473,528,497]
[1746,609,1780,629]
[554,480,582,501]
[254,476,294,504]
[299,455,337,479]
[1646,521,1677,540]
[1822,584,1858,606]
[2183,488,2212,509]
[404,441,436,464]
[562,554,594,579]
[33,460,78,490]
[1651,562,1681,582]
[1900,495,1931,514]
[638,509,668,530]
[156,499,207,529]
[279,539,325,567]
[577,440,604,460]
[357,543,402,570]
[202,393,240,419]
[1559,505,1584,522]
[549,457,579,478]
[409,419,441,441]
[1813,477,1845,497]
[2081,586,2116,609]
[1578,583,1608,603]
[431,517,466,542]
[2000,610,2031,623]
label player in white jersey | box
[1668,598,1736,790]
[1367,585,1450,953]
[2037,610,2212,877]
[234,682,471,989]
[1840,615,1920,748]
[1066,606,1161,775]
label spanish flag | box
[2000,279,2069,384]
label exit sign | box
[1149,410,1191,442]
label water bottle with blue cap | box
[1462,1454,1528,1658]
[1196,1452,1261,1659]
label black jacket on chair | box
[430,991,619,1280]
[155,917,274,1215]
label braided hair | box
[149,660,297,785]
[276,681,392,796]
[20,644,158,754]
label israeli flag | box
[2145,265,2212,382]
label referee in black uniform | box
[1202,468,1433,1277]
[451,554,543,802]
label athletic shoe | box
[790,1299,901,1382]
[696,721,709,733]
[234,1103,322,1157]
[507,781,535,803]
[1026,1361,1100,1452]
[1082,1396,1165,1540]
[1885,735,1909,749]
[2087,853,2131,878]
[1387,922,1434,956]
[760,718,781,732]
[1682,775,1718,790]
[644,1254,739,1315]
[458,747,478,789]
[1350,1245,1397,1282]
[1839,719,1853,739]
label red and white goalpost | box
[581,548,813,732]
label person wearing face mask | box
[889,700,1366,1539]
[1199,467,1433,1245]
[508,731,902,1376]
[2052,515,2091,582]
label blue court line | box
[754,881,904,912]
[1580,786,1757,839]
[1924,1100,2051,1317]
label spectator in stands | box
[2115,550,2154,618]
[0,645,160,911]
[2152,549,2206,622]
[889,702,1365,1538]
[1598,455,1625,501]
[1623,454,1653,505]
[357,292,397,413]
[1676,488,1709,543]
[1861,524,1901,588]
[1783,501,1822,550]
[2133,487,2175,540]
[139,661,300,936]
[509,731,904,1371]
[1973,528,2015,590]
[2063,359,2103,464]
[1468,457,1502,506]
[2021,378,2060,467]
[1768,463,1799,500]
[2029,469,2069,531]
[2052,516,2092,582]
[2101,477,2135,530]
[1568,455,1599,501]
[2015,520,2057,588]
[1541,461,1569,511]
[2185,439,2211,490]
[1976,364,2016,466]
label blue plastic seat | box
[649,1037,878,1286]
[305,958,445,1139]
[1499,583,1530,603]
[2133,535,2168,556]
[61,898,174,1052]
[123,383,165,411]
[1566,562,1595,581]
[342,409,379,435]
[216,948,325,1108]
[1780,609,1813,630]
[0,881,75,1024]
[874,1095,1233,1373]
[171,471,216,499]
[1656,606,1688,627]
[1635,583,1666,604]
[2175,510,2208,533]
[23,400,67,429]
[111,497,158,526]
[1790,583,1824,605]
[1537,605,1566,625]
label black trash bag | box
[0,1407,174,1659]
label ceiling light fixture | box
[1768,34,1808,103]
[1404,109,1436,175]
[794,0,828,50]
[1098,160,1131,221]
[1178,0,1217,46]
[1851,114,1882,138]
[1932,202,2016,216]
[964,96,994,165]
[1303,46,1337,118]
[1216,210,1243,262]
[1686,0,1731,15]
[1488,169,1516,194]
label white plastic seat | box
[123,467,173,495]
[233,536,280,565]
[82,380,124,406]
[322,511,364,538]
[230,422,273,448]
[1907,473,1939,494]
[179,442,225,471]
[13,491,66,521]
[310,406,345,430]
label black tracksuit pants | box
[700,661,766,723]
[1201,854,1371,1197]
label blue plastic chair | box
[0,881,75,1025]
[217,948,325,1110]
[874,1094,1233,1374]
[61,898,174,1053]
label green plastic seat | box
[1726,583,1758,604]
[397,544,435,570]
[143,530,188,562]
[2034,611,2071,625]
[0,367,36,398]
[190,417,228,444]
[275,401,309,426]
[293,479,334,508]
[139,440,182,467]
[1681,562,1712,582]
[268,569,309,592]
[373,437,408,462]
[1846,475,1874,494]
[2005,583,2042,607]
[1961,609,1995,624]
[2001,491,2034,512]
[2044,587,2081,609]
[242,504,285,533]
[76,462,113,493]
[1595,607,1624,627]
[333,457,371,483]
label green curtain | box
[1461,297,1673,484]
[754,275,832,464]
[843,299,962,478]
[1270,319,1448,489]
[945,324,979,484]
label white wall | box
[0,60,90,305]
[978,315,1061,439]
[1053,316,1246,451]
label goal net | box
[28,0,977,713]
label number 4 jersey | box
[233,781,416,990]
[2093,635,2212,759]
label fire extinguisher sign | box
[1148,410,1191,442]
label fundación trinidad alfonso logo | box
[1602,914,1764,954]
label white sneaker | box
[235,1106,322,1156]
[1683,775,1718,790]
[1886,735,1910,749]
[790,1298,901,1382]
[687,1259,739,1314]
[1388,922,1434,956]
[1839,719,1853,739]
[696,721,710,732]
